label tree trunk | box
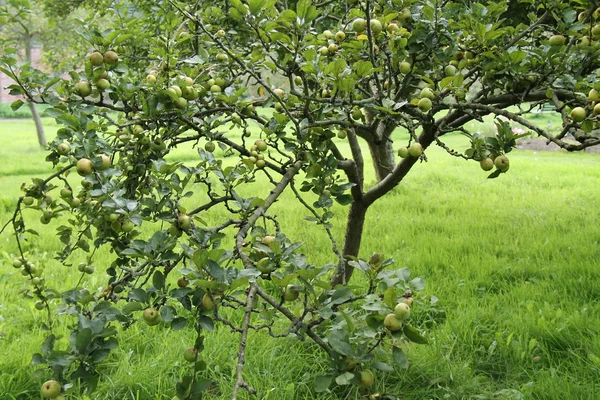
[368,139,396,181]
[330,200,368,286]
[29,102,46,147]
[24,34,46,147]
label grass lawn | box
[0,115,599,400]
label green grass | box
[1,116,600,399]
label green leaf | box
[75,328,92,354]
[383,287,397,309]
[248,0,265,15]
[372,361,394,372]
[392,346,409,368]
[330,287,353,305]
[122,301,143,314]
[327,330,354,356]
[10,99,24,111]
[403,325,428,344]
[171,317,187,330]
[334,371,355,385]
[314,375,332,392]
[153,270,165,290]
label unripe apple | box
[294,76,303,86]
[387,23,399,33]
[548,35,566,46]
[351,107,363,120]
[143,307,160,325]
[420,87,435,100]
[359,370,374,387]
[273,88,284,98]
[13,259,22,268]
[594,103,600,115]
[480,158,494,171]
[205,142,216,152]
[98,154,111,170]
[352,18,367,33]
[283,284,300,302]
[96,78,110,90]
[210,85,222,93]
[399,61,411,74]
[397,146,409,158]
[394,302,411,320]
[89,51,104,66]
[35,300,45,309]
[319,46,329,56]
[399,8,411,21]
[202,293,214,310]
[255,140,268,151]
[570,107,587,122]
[183,347,197,363]
[369,19,383,35]
[589,89,600,102]
[41,380,62,399]
[328,43,338,53]
[337,130,347,139]
[256,257,272,273]
[335,31,346,41]
[84,265,95,274]
[216,29,226,38]
[178,214,192,230]
[323,30,334,39]
[262,235,276,245]
[177,277,189,288]
[104,50,119,65]
[494,155,510,172]
[216,53,228,62]
[60,188,72,198]
[409,142,423,157]
[57,143,71,155]
[255,159,266,168]
[23,196,34,206]
[445,65,457,77]
[74,81,92,97]
[384,313,403,332]
[593,25,600,38]
[76,158,93,176]
[146,74,157,84]
[403,297,414,306]
[418,97,432,112]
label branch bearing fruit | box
[41,380,61,399]
[283,284,300,302]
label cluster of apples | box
[568,89,600,124]
[383,298,412,332]
[397,141,423,159]
[74,50,119,97]
[479,154,510,173]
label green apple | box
[570,107,586,122]
[548,34,566,46]
[399,61,411,74]
[216,53,228,62]
[399,8,411,21]
[210,84,222,93]
[255,140,268,151]
[178,214,192,230]
[60,188,72,199]
[177,277,189,288]
[96,78,110,90]
[143,307,160,325]
[352,18,367,33]
[359,370,374,387]
[335,31,346,42]
[480,158,494,171]
[592,24,600,38]
[323,30,334,39]
[369,19,383,35]
[409,142,423,158]
[89,51,104,66]
[328,43,338,53]
[262,235,276,245]
[256,257,272,273]
[23,196,34,206]
[594,103,600,115]
[384,313,403,332]
[445,65,457,77]
[397,146,409,158]
[57,143,71,155]
[494,155,510,172]
[146,74,157,83]
[76,158,93,176]
[98,154,111,170]
[387,23,399,33]
[284,284,300,302]
[121,220,135,233]
[41,380,61,399]
[589,89,600,102]
[205,142,216,152]
[183,347,197,363]
[202,293,214,310]
[74,81,92,97]
[351,107,363,120]
[216,29,226,38]
[337,130,347,139]
[418,97,432,112]
[420,87,435,100]
[104,50,119,65]
[273,88,284,98]
[13,259,22,268]
[255,159,266,168]
[394,302,411,320]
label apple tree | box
[2,0,600,398]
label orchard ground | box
[0,114,599,399]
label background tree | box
[1,0,599,398]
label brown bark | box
[330,200,368,286]
[368,139,396,181]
